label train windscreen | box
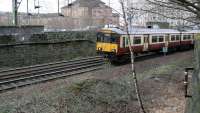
[97,33,118,43]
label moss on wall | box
[0,31,97,69]
[0,41,96,69]
[45,30,96,43]
[0,30,97,45]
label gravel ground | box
[96,51,193,80]
[94,50,193,113]
[0,50,194,113]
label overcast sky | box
[0,0,121,13]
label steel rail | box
[0,66,102,93]
[0,59,103,80]
[0,62,103,85]
[0,56,102,74]
[0,56,105,93]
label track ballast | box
[0,56,104,93]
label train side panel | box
[148,34,165,51]
[117,35,144,55]
[96,28,198,62]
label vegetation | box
[0,41,96,69]
[0,53,193,113]
[138,55,194,80]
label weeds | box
[0,53,193,113]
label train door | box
[165,34,169,48]
[96,32,103,51]
[102,33,111,52]
[192,33,195,44]
[120,35,125,48]
[143,35,149,51]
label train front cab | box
[96,30,120,60]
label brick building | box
[0,0,119,30]
[61,0,119,29]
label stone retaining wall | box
[0,30,97,69]
[0,30,97,44]
[0,41,96,69]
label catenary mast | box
[12,0,18,26]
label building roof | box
[61,0,109,9]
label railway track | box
[0,56,105,93]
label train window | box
[126,37,129,46]
[171,35,176,41]
[158,36,164,42]
[134,37,141,44]
[123,37,126,47]
[152,36,157,43]
[185,35,188,40]
[111,34,119,43]
[183,35,186,40]
[103,34,110,43]
[104,37,109,42]
[183,35,191,40]
[104,33,111,37]
[97,34,100,41]
[176,35,180,40]
[188,35,191,39]
[97,33,103,42]
[110,37,116,43]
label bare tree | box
[119,0,147,113]
[126,0,200,27]
[145,0,200,24]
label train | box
[96,27,200,62]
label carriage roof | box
[183,30,200,34]
[102,27,200,35]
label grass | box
[138,55,194,80]
[0,52,194,113]
[0,78,136,113]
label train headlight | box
[98,48,102,51]
[111,49,116,52]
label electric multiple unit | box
[96,27,199,62]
